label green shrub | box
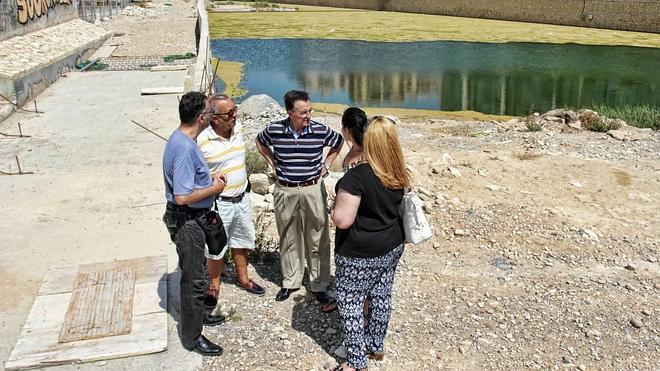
[583,117,621,132]
[525,119,543,132]
[249,211,278,262]
[75,60,108,71]
[591,104,659,130]
[163,53,196,62]
[245,150,268,175]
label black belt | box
[219,181,251,203]
[278,177,320,188]
[166,202,209,219]
[220,192,246,203]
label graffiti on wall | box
[16,0,71,24]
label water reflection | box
[211,38,660,116]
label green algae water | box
[211,39,660,116]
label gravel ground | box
[196,99,659,370]
[99,0,198,57]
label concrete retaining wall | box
[190,0,212,93]
[0,0,78,41]
[276,0,660,34]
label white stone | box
[249,173,270,195]
[454,229,469,236]
[485,184,502,191]
[333,345,347,358]
[569,180,584,188]
[448,166,462,177]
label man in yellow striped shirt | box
[197,95,266,306]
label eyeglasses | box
[212,107,238,118]
[292,109,314,116]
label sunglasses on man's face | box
[212,107,238,118]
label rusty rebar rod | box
[130,120,168,142]
[0,156,33,175]
[0,122,32,138]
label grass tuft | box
[525,118,544,132]
[245,150,268,175]
[590,104,659,130]
[163,53,196,62]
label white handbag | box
[400,190,433,244]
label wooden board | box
[5,256,168,371]
[58,268,136,343]
[140,87,184,95]
[150,65,188,72]
[39,256,167,296]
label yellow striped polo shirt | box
[197,121,248,198]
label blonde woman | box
[330,117,411,371]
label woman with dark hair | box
[340,107,368,170]
[321,106,369,314]
[330,117,411,371]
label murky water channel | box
[211,38,660,116]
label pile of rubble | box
[501,109,652,141]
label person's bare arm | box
[256,140,276,169]
[175,173,226,205]
[331,189,361,229]
[321,144,342,176]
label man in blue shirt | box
[162,91,227,356]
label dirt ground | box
[198,114,659,371]
[100,0,198,57]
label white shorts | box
[205,193,256,260]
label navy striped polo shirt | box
[257,118,343,183]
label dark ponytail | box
[341,107,368,146]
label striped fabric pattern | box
[257,118,343,183]
[197,121,248,197]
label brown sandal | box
[321,300,338,313]
[330,363,367,371]
[367,351,384,361]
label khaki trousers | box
[273,180,330,292]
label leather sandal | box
[330,363,367,371]
[237,279,266,296]
[321,300,338,313]
[367,351,384,361]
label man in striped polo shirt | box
[256,90,343,302]
[197,95,266,306]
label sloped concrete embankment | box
[275,0,660,33]
[0,19,109,122]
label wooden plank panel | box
[6,256,168,371]
[58,268,136,343]
[78,256,167,284]
[6,312,167,371]
[40,256,167,295]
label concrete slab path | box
[0,69,202,370]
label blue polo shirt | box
[257,118,343,183]
[163,129,214,209]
